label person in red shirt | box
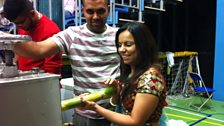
[2,0,62,74]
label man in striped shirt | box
[13,0,120,126]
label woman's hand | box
[78,93,97,111]
[102,78,122,105]
[102,78,121,96]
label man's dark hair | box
[82,0,109,6]
[3,0,34,21]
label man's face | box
[13,12,34,30]
[82,0,109,33]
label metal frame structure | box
[32,0,185,29]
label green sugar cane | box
[61,86,116,111]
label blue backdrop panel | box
[36,0,49,17]
[213,0,224,101]
[51,0,63,30]
[36,0,63,30]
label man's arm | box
[14,39,60,60]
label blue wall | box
[213,0,224,101]
[36,0,63,30]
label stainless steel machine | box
[0,34,62,126]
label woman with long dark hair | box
[80,22,167,126]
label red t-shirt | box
[17,14,62,74]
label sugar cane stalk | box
[61,86,116,111]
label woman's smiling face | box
[118,30,138,66]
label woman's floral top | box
[122,68,166,125]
